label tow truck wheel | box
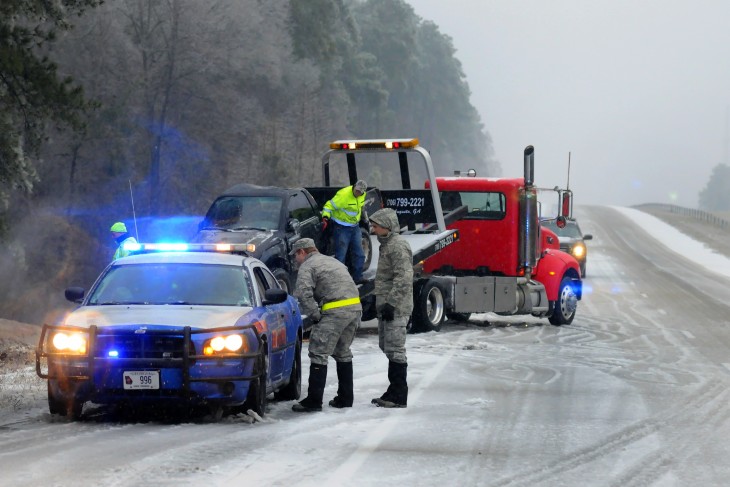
[244,352,268,417]
[548,276,578,326]
[272,268,292,294]
[274,335,301,401]
[412,280,445,333]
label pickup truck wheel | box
[272,268,292,294]
[274,335,301,401]
[412,279,445,333]
[361,228,372,271]
[244,352,268,417]
[548,276,578,325]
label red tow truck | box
[415,146,583,331]
[318,140,582,332]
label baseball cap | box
[289,238,317,255]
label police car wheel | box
[274,335,301,401]
[48,382,83,419]
[244,352,268,416]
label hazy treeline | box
[0,0,497,323]
[699,163,730,211]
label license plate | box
[123,371,160,390]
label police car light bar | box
[122,242,256,253]
[329,138,419,150]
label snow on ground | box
[612,206,730,278]
[1,206,730,486]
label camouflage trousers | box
[378,316,408,364]
[308,307,362,365]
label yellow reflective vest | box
[322,185,365,226]
[113,236,138,261]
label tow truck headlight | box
[51,332,88,354]
[571,243,586,259]
[203,334,248,356]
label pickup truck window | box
[207,196,283,231]
[288,191,317,222]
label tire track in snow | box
[488,380,728,487]
[317,331,472,486]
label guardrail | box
[633,203,730,230]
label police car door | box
[252,264,289,383]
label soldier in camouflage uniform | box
[368,208,413,408]
[290,238,362,412]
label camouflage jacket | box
[373,213,414,317]
[293,252,361,322]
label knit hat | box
[354,180,367,193]
[110,222,127,233]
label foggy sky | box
[407,0,730,207]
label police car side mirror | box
[263,288,288,305]
[65,287,85,303]
[583,234,593,240]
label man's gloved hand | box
[381,303,395,321]
[321,217,329,232]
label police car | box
[36,243,303,420]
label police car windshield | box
[204,196,282,231]
[87,263,253,307]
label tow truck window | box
[441,191,506,220]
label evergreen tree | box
[0,0,100,222]
[699,163,730,211]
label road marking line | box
[325,335,468,484]
[723,363,730,373]
[681,330,695,339]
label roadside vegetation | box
[0,343,44,413]
[0,0,498,326]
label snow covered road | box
[1,205,730,486]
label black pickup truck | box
[192,182,381,293]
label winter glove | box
[381,303,395,321]
[321,217,329,232]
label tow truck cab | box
[413,146,583,331]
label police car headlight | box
[571,243,586,259]
[51,332,88,354]
[203,334,248,356]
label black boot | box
[292,364,327,412]
[371,360,396,404]
[329,361,354,408]
[373,361,407,408]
